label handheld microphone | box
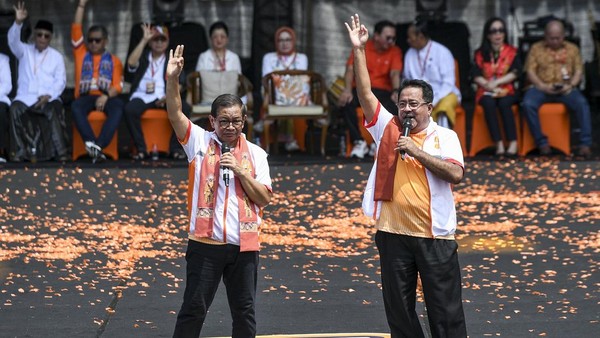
[221,143,231,187]
[401,118,412,160]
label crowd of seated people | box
[0,1,595,163]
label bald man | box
[522,19,592,158]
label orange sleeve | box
[111,55,123,93]
[72,23,86,98]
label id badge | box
[146,81,155,94]
[90,78,98,90]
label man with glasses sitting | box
[7,1,68,162]
[338,19,403,159]
[70,0,124,163]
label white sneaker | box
[315,117,329,127]
[368,142,377,157]
[84,141,104,163]
[285,139,300,152]
[350,140,369,159]
[253,120,264,133]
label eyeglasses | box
[87,37,104,44]
[489,28,506,35]
[152,36,167,42]
[36,32,51,39]
[397,100,429,110]
[384,36,396,42]
[278,38,292,43]
[217,119,244,128]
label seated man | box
[124,23,190,160]
[403,18,461,129]
[338,20,402,159]
[8,2,68,162]
[521,19,592,157]
[71,0,124,163]
[0,53,12,163]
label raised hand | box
[141,23,154,42]
[167,45,185,79]
[344,14,369,49]
[13,1,28,24]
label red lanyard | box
[214,50,226,71]
[150,54,165,77]
[277,53,297,70]
[417,41,432,78]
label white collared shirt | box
[403,40,461,106]
[8,22,66,106]
[0,53,12,105]
[129,53,167,103]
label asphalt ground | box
[0,155,598,337]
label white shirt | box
[195,49,242,74]
[8,22,66,106]
[261,52,308,76]
[403,40,461,106]
[0,53,12,105]
[129,53,167,104]
[182,124,272,245]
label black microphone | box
[221,143,231,187]
[401,118,412,160]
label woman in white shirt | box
[195,21,242,73]
[259,26,308,152]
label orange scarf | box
[195,137,259,252]
[374,116,403,201]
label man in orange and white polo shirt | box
[166,45,273,337]
[346,14,467,338]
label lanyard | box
[417,41,432,78]
[277,52,297,70]
[489,45,504,78]
[213,50,226,71]
[150,54,165,78]
[33,48,49,75]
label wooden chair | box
[468,104,521,157]
[140,108,172,154]
[72,111,119,160]
[261,70,329,155]
[519,103,570,156]
[186,71,254,140]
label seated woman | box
[124,24,189,160]
[259,26,308,152]
[195,21,242,74]
[472,17,522,156]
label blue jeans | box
[71,95,124,148]
[521,87,592,147]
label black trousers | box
[124,98,191,154]
[478,95,518,142]
[375,231,467,338]
[341,88,397,142]
[9,100,67,161]
[0,102,9,154]
[173,240,259,338]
